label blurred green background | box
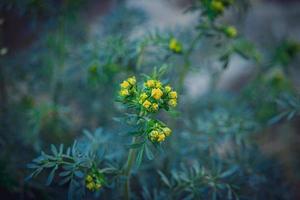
[1,0,300,199]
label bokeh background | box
[1,0,300,199]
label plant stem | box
[123,136,137,200]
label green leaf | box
[59,171,71,177]
[128,141,145,149]
[66,147,71,156]
[59,176,71,186]
[59,144,64,155]
[158,170,171,188]
[46,165,58,186]
[127,131,143,136]
[145,145,154,160]
[135,145,145,168]
[83,129,94,140]
[268,111,287,125]
[51,144,58,156]
[32,155,46,163]
[220,166,238,178]
[44,162,56,168]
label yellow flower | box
[145,80,155,88]
[86,175,93,182]
[149,130,159,141]
[169,38,182,53]
[120,81,130,88]
[140,92,148,100]
[168,99,177,107]
[149,131,165,142]
[162,127,172,136]
[224,26,237,38]
[95,183,102,190]
[157,133,166,142]
[169,91,177,99]
[86,182,95,191]
[165,85,172,93]
[155,81,162,88]
[211,0,224,13]
[152,103,159,111]
[127,76,136,85]
[120,89,129,97]
[151,88,163,100]
[142,100,151,108]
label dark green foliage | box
[1,0,299,199]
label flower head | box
[86,175,93,182]
[165,85,172,93]
[127,76,136,85]
[224,26,237,38]
[169,38,182,53]
[148,123,172,143]
[119,76,137,99]
[211,0,224,13]
[149,130,165,142]
[162,127,172,136]
[145,80,155,88]
[120,89,129,97]
[140,92,148,100]
[120,81,130,89]
[85,170,105,191]
[151,88,163,100]
[118,76,178,113]
[142,100,151,109]
[168,99,177,107]
[152,103,159,111]
[169,91,177,99]
[155,81,162,88]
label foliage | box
[0,0,299,199]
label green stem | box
[123,136,137,200]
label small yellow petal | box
[86,175,93,182]
[157,133,166,142]
[120,81,130,88]
[142,100,151,108]
[127,76,136,85]
[120,89,129,96]
[155,81,162,88]
[169,91,177,99]
[139,92,148,100]
[145,80,155,88]
[151,88,163,100]
[165,85,172,93]
[152,103,159,111]
[168,99,177,107]
[162,127,172,136]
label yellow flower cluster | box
[85,174,103,191]
[169,38,182,54]
[168,90,178,107]
[149,124,172,143]
[139,79,178,113]
[118,75,177,144]
[119,76,136,97]
[224,26,237,38]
